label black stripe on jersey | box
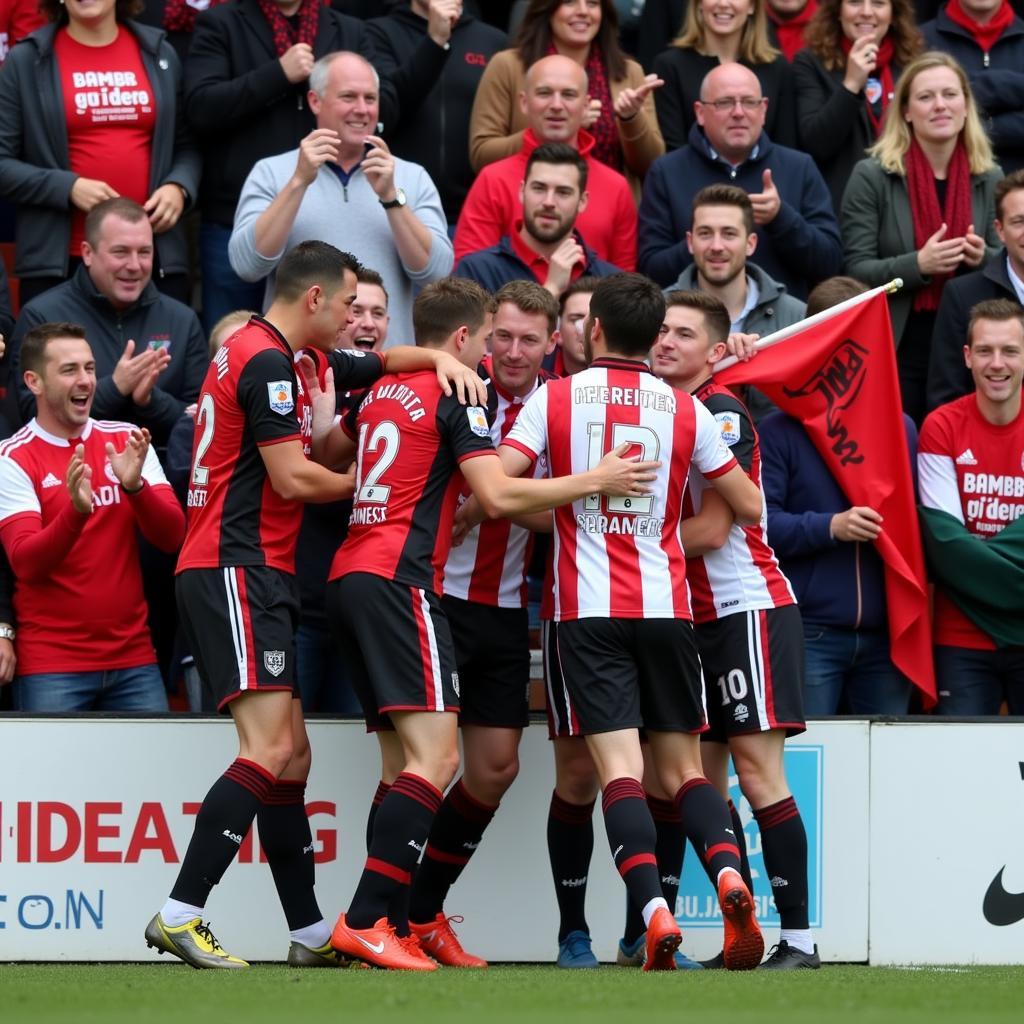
[696,382,756,474]
[328,348,386,392]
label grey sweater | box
[229,151,454,346]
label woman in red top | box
[0,0,199,304]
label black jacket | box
[926,252,1022,413]
[651,45,797,152]
[184,0,387,227]
[0,21,200,281]
[7,263,208,444]
[792,49,899,216]
[364,8,506,223]
[923,9,1024,174]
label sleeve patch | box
[714,410,742,446]
[466,405,489,437]
[267,380,295,415]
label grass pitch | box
[2,964,1022,1024]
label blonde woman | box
[468,0,664,194]
[841,51,1002,422]
[652,0,796,150]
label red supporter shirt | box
[177,317,384,575]
[918,394,1024,650]
[684,380,793,623]
[443,358,555,608]
[329,370,498,595]
[0,419,176,674]
[55,27,155,253]
[503,357,737,621]
[0,0,45,64]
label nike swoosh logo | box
[354,935,386,955]
[982,867,1024,926]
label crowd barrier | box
[0,718,1021,964]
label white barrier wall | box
[869,722,1024,965]
[0,719,868,963]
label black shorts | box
[542,620,574,739]
[176,566,300,712]
[442,595,530,729]
[554,617,707,736]
[326,573,460,730]
[696,604,806,742]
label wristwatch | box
[380,188,407,210]
[0,624,15,641]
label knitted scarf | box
[905,136,973,311]
[163,0,227,34]
[841,34,895,137]
[255,0,322,57]
[767,0,817,62]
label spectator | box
[652,0,797,152]
[766,0,819,61]
[469,0,665,196]
[366,2,507,226]
[923,0,1024,175]
[841,51,1002,423]
[929,169,1024,409]
[551,273,597,375]
[639,62,842,298]
[455,54,638,270]
[230,51,452,346]
[634,0,687,70]
[184,0,384,334]
[6,199,207,446]
[793,0,924,212]
[455,142,620,294]
[0,545,13,688]
[665,183,806,420]
[760,275,915,715]
[0,263,16,422]
[918,298,1024,714]
[0,322,185,712]
[0,0,44,63]
[0,0,200,307]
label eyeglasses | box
[700,97,765,112]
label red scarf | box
[841,35,895,137]
[944,0,1015,53]
[767,0,817,62]
[163,0,228,34]
[546,41,621,171]
[905,136,973,311]
[256,0,322,57]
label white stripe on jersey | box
[418,588,445,711]
[223,568,248,690]
[918,452,965,522]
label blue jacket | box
[637,123,842,299]
[454,233,621,293]
[923,9,1024,174]
[759,411,918,630]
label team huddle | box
[142,241,817,973]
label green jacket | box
[840,157,1002,346]
[918,505,1024,647]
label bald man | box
[230,51,453,346]
[454,54,637,272]
[639,63,841,300]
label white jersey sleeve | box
[140,444,172,488]
[690,396,736,477]
[502,383,549,467]
[0,457,41,524]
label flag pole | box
[712,278,904,373]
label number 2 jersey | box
[502,356,737,621]
[684,380,795,623]
[177,316,384,574]
[328,369,498,595]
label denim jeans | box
[199,221,266,334]
[294,621,361,715]
[13,664,169,712]
[933,645,1024,716]
[802,624,912,716]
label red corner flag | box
[714,285,936,707]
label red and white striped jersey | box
[443,361,554,608]
[685,380,795,623]
[503,357,737,620]
[918,394,1024,650]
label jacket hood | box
[21,19,167,59]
